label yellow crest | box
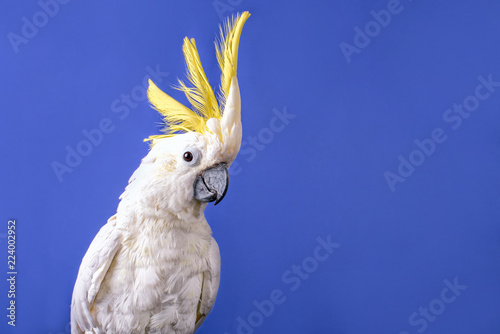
[145,12,250,142]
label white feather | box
[71,131,224,334]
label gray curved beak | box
[193,163,229,205]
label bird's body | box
[72,136,222,333]
[85,205,219,333]
[71,12,250,334]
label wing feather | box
[71,215,122,333]
[195,238,221,330]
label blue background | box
[1,0,500,333]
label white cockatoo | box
[71,12,250,334]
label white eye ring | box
[181,147,201,166]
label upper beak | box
[193,163,229,205]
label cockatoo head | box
[140,12,249,213]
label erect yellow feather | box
[145,11,250,143]
[178,37,220,121]
[146,79,206,141]
[216,11,251,110]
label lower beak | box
[193,163,229,205]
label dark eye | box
[182,147,201,166]
[183,151,193,162]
